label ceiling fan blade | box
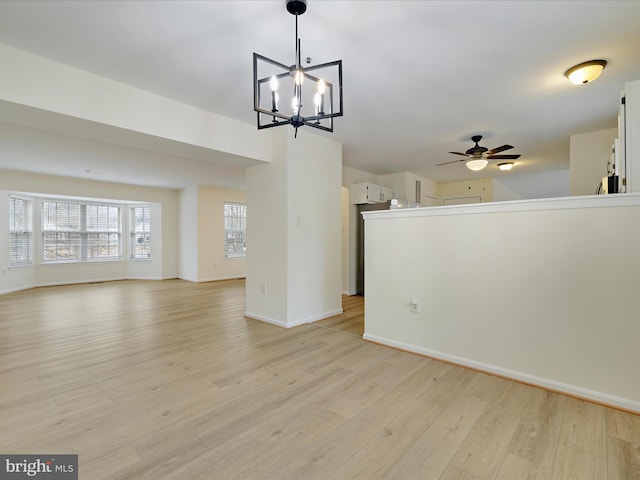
[448,151,469,157]
[436,158,467,166]
[487,145,513,155]
[487,154,521,159]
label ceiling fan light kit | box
[564,59,607,85]
[466,159,489,171]
[498,162,514,171]
[253,0,344,137]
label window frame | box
[41,199,122,263]
[9,195,33,267]
[130,205,151,261]
[224,202,247,259]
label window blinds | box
[42,201,121,261]
[224,203,246,258]
[9,196,32,266]
[131,206,151,259]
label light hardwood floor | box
[0,279,638,479]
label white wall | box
[179,186,199,282]
[362,195,640,413]
[0,169,179,295]
[498,169,570,199]
[198,185,246,281]
[570,127,617,195]
[341,187,350,295]
[440,178,493,203]
[0,43,269,164]
[179,185,246,282]
[287,130,343,324]
[246,128,342,327]
[342,165,381,188]
[246,129,289,324]
[492,177,526,201]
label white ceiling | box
[1,0,640,191]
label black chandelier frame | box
[252,0,343,136]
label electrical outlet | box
[261,282,268,294]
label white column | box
[245,128,343,327]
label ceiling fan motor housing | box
[466,136,488,156]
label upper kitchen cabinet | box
[350,182,393,204]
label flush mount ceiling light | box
[253,0,343,138]
[465,159,489,171]
[498,162,514,171]
[564,60,607,85]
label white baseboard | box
[178,275,198,283]
[37,277,127,287]
[363,333,640,414]
[305,308,344,325]
[198,275,246,283]
[1,278,126,296]
[245,308,344,329]
[244,312,288,328]
[179,275,245,283]
[122,276,164,281]
[0,286,30,296]
[1,276,171,296]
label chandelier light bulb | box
[291,96,300,115]
[314,92,321,115]
[270,76,279,112]
[270,76,279,91]
[316,79,326,115]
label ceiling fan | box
[437,135,521,171]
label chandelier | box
[253,0,343,137]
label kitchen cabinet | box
[350,182,394,204]
[380,186,393,202]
